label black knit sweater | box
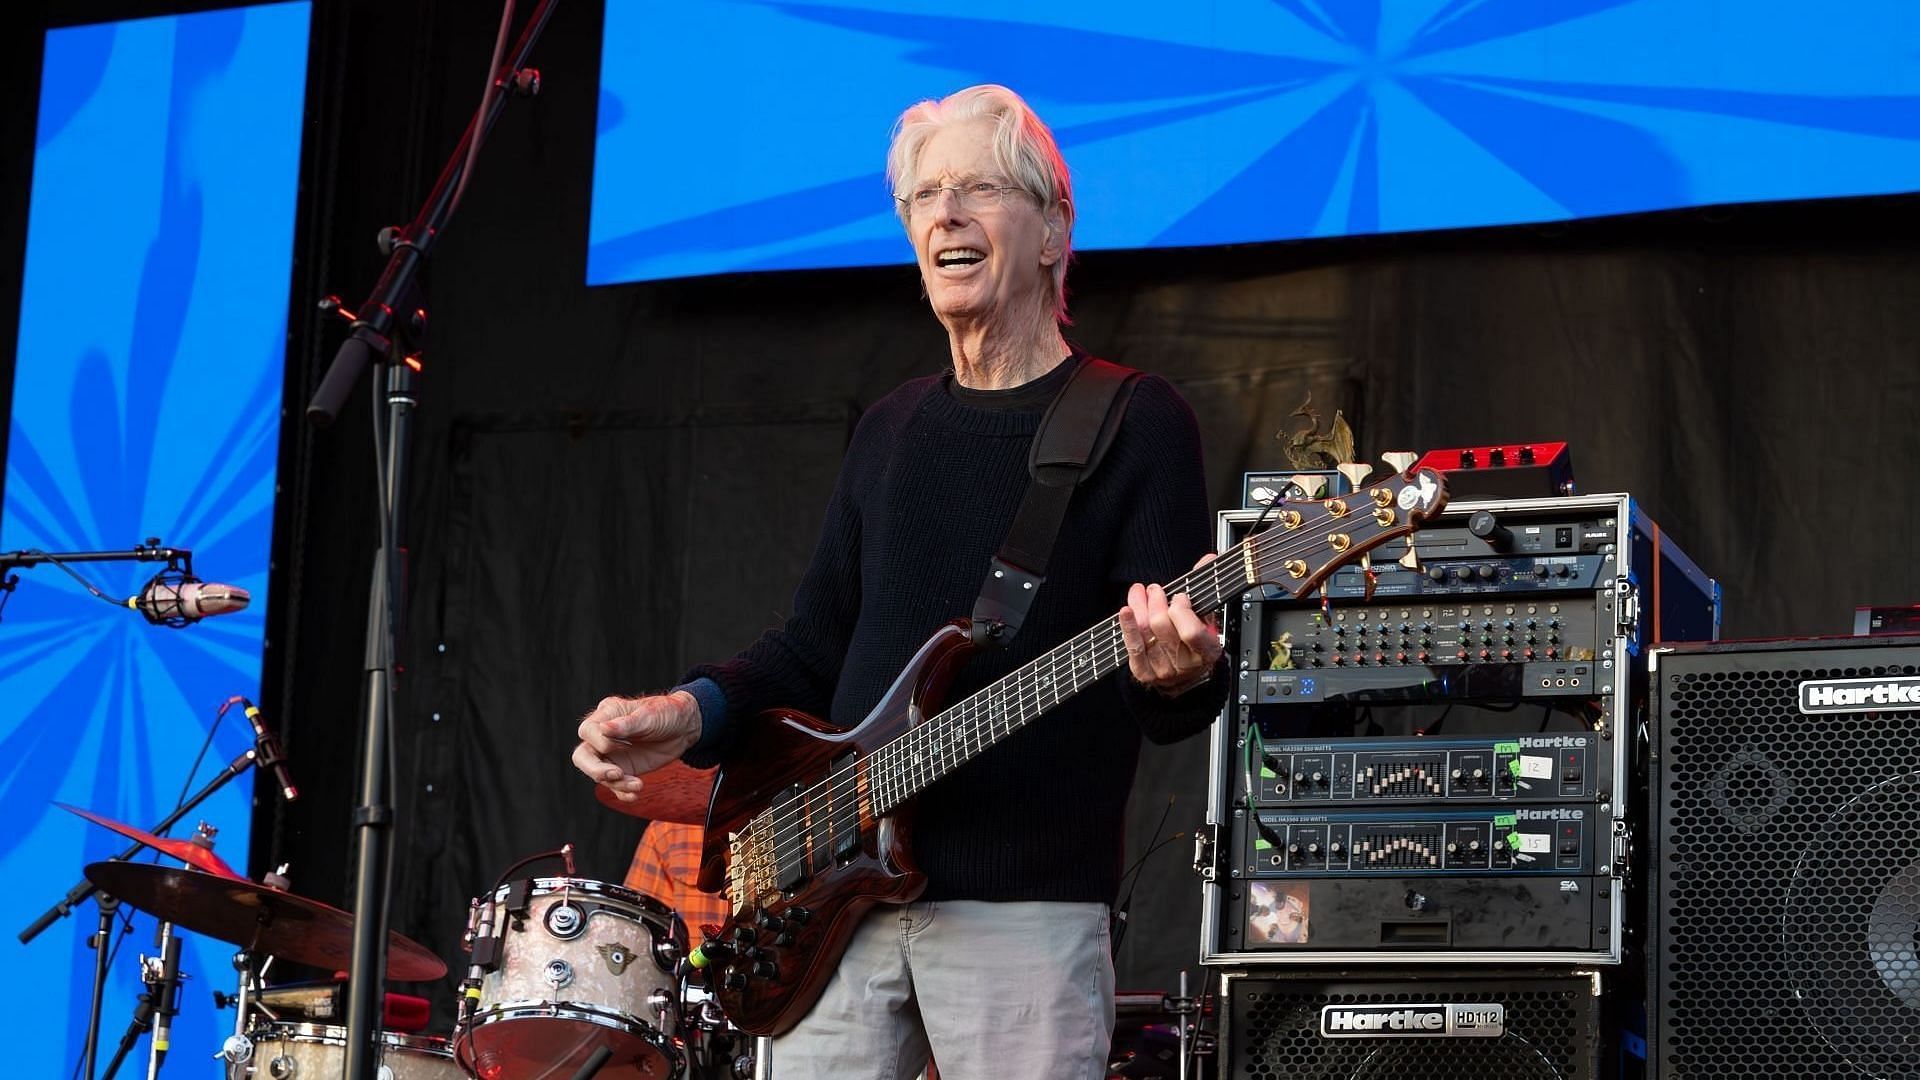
[684,353,1224,903]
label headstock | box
[1238,459,1447,599]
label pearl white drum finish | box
[224,1022,459,1080]
[456,877,686,1079]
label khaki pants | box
[767,900,1115,1080]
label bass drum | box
[225,1022,459,1079]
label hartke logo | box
[1319,1004,1504,1038]
[1798,677,1920,714]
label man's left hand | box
[1118,553,1223,697]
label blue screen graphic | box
[588,0,1920,285]
[0,4,308,1074]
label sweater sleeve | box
[1098,374,1228,745]
[678,389,911,767]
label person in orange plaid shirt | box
[623,820,731,935]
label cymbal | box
[84,862,448,982]
[57,802,243,880]
[591,759,716,824]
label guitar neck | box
[865,539,1248,815]
[862,470,1442,814]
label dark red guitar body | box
[695,621,977,1036]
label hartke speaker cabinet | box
[1649,636,1920,1079]
[1219,970,1603,1080]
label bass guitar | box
[689,461,1448,1034]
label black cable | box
[1112,796,1181,953]
[16,549,126,609]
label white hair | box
[886,84,1074,324]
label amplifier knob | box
[1523,648,1536,661]
[1477,564,1497,580]
[1428,565,1447,582]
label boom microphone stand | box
[305,3,558,1077]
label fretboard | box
[863,520,1301,815]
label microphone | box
[148,922,183,1072]
[126,573,250,626]
[237,698,299,803]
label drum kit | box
[55,806,761,1080]
[51,784,1210,1080]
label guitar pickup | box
[830,755,863,861]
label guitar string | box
[740,494,1415,882]
[741,522,1372,887]
[738,490,1425,883]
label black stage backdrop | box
[6,0,1912,1030]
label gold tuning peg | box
[1290,474,1327,499]
[1381,451,1420,474]
[1336,462,1373,489]
[1398,547,1421,571]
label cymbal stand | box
[1164,970,1214,1080]
[81,895,122,1080]
[25,748,261,1080]
[214,949,273,1070]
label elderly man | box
[574,84,1224,1080]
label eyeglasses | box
[895,181,1030,213]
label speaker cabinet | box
[1220,970,1603,1079]
[1649,636,1920,1079]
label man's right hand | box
[571,692,704,802]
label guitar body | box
[697,622,977,1036]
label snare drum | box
[455,877,686,1079]
[225,1022,458,1079]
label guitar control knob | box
[756,911,786,933]
[732,926,757,945]
[787,906,812,924]
[752,960,778,979]
[725,971,749,992]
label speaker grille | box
[1657,648,1920,1080]
[1226,975,1597,1080]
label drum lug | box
[544,958,575,989]
[545,901,586,939]
[267,1053,298,1079]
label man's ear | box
[1041,199,1072,266]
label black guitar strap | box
[970,355,1142,648]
